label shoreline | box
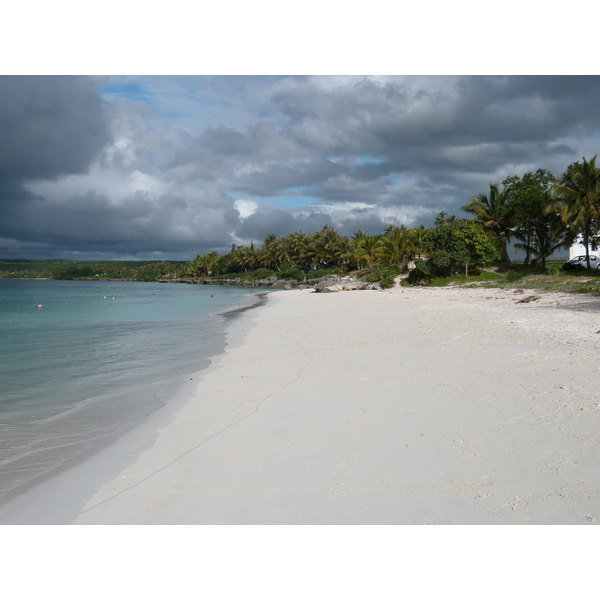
[0,290,270,524]
[4,285,600,523]
[72,286,600,524]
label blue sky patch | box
[227,189,318,208]
[359,155,387,164]
[256,195,318,208]
[100,79,153,105]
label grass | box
[429,271,504,287]
[428,261,600,295]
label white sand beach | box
[4,285,600,524]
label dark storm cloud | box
[0,76,114,257]
[0,76,111,183]
[234,208,335,242]
[270,76,600,152]
[294,212,334,232]
[4,75,600,259]
[198,126,255,156]
[1,187,240,258]
[336,213,395,238]
[169,75,600,211]
[234,209,295,240]
[278,76,600,171]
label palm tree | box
[299,239,321,270]
[548,155,600,271]
[513,212,571,270]
[409,225,428,258]
[257,234,280,270]
[312,225,347,269]
[185,251,220,277]
[233,245,257,274]
[380,225,412,268]
[461,183,514,267]
[274,235,296,266]
[356,235,383,269]
[344,234,366,270]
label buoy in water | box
[37,304,42,308]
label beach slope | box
[74,286,600,524]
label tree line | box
[5,155,598,283]
[183,155,600,281]
[0,260,185,280]
[463,156,600,271]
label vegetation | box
[503,169,571,269]
[172,154,600,289]
[4,154,600,291]
[0,259,185,281]
[181,224,427,282]
[421,214,498,276]
[548,156,600,271]
[462,183,514,267]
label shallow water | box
[0,279,266,498]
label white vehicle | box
[562,255,600,270]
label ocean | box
[0,279,269,500]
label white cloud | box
[234,199,258,219]
[25,166,167,205]
[292,201,432,230]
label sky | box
[2,74,600,260]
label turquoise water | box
[0,279,267,498]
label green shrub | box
[210,272,242,279]
[252,268,276,279]
[379,275,396,289]
[364,265,401,286]
[364,268,382,283]
[333,265,348,276]
[310,268,334,278]
[506,269,524,282]
[278,267,304,280]
[135,270,160,281]
[406,259,431,285]
[545,263,562,276]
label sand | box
[3,284,600,524]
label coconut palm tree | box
[344,235,365,270]
[311,225,347,269]
[233,245,257,274]
[257,234,280,270]
[409,225,428,258]
[185,251,220,277]
[548,155,600,271]
[461,183,514,267]
[380,225,412,268]
[513,212,571,269]
[273,234,296,266]
[356,235,383,269]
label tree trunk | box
[585,224,591,271]
[524,234,531,265]
[503,237,512,268]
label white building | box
[567,239,598,259]
[509,237,597,264]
